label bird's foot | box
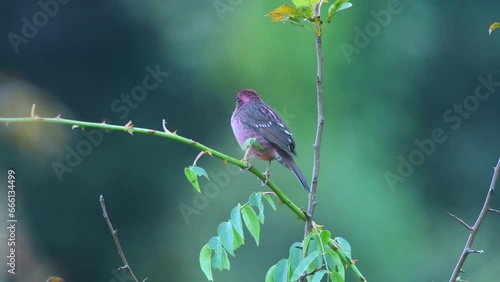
[260,171,271,186]
[239,160,252,172]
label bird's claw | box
[260,171,271,186]
[239,160,252,172]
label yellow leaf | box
[266,4,298,23]
[489,22,500,35]
[46,277,65,282]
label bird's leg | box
[239,146,253,171]
[261,161,272,186]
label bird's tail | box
[281,154,310,192]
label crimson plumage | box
[231,89,310,192]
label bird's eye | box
[236,98,241,105]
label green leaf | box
[221,247,231,270]
[288,242,302,272]
[274,259,290,282]
[208,236,223,269]
[290,250,320,281]
[241,205,260,246]
[217,221,235,256]
[265,265,276,282]
[302,231,316,258]
[336,2,352,12]
[296,6,314,19]
[266,5,299,23]
[250,193,265,224]
[232,224,244,250]
[329,270,344,282]
[326,250,345,279]
[334,237,352,260]
[292,0,320,8]
[263,193,276,211]
[192,166,209,180]
[307,240,322,269]
[328,1,352,19]
[184,167,200,193]
[199,244,213,281]
[319,230,331,247]
[489,22,500,35]
[311,270,327,282]
[241,137,264,151]
[231,204,244,239]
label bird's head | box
[235,89,262,108]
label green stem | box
[0,115,305,220]
[1,114,366,281]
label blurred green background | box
[1,0,500,281]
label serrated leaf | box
[241,205,260,246]
[265,265,276,282]
[218,221,235,256]
[291,250,320,281]
[334,237,352,260]
[489,22,500,35]
[192,166,209,180]
[231,204,244,239]
[208,236,223,269]
[250,193,265,224]
[267,4,299,23]
[311,270,327,282]
[263,193,277,210]
[274,259,290,282]
[288,242,302,272]
[184,167,200,193]
[325,250,345,279]
[199,244,213,281]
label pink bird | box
[231,89,309,192]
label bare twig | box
[489,208,500,214]
[300,14,325,282]
[100,195,145,282]
[304,20,324,240]
[449,157,500,282]
[447,213,472,231]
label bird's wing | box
[244,105,298,157]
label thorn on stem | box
[162,119,171,133]
[124,120,134,135]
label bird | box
[231,89,310,192]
